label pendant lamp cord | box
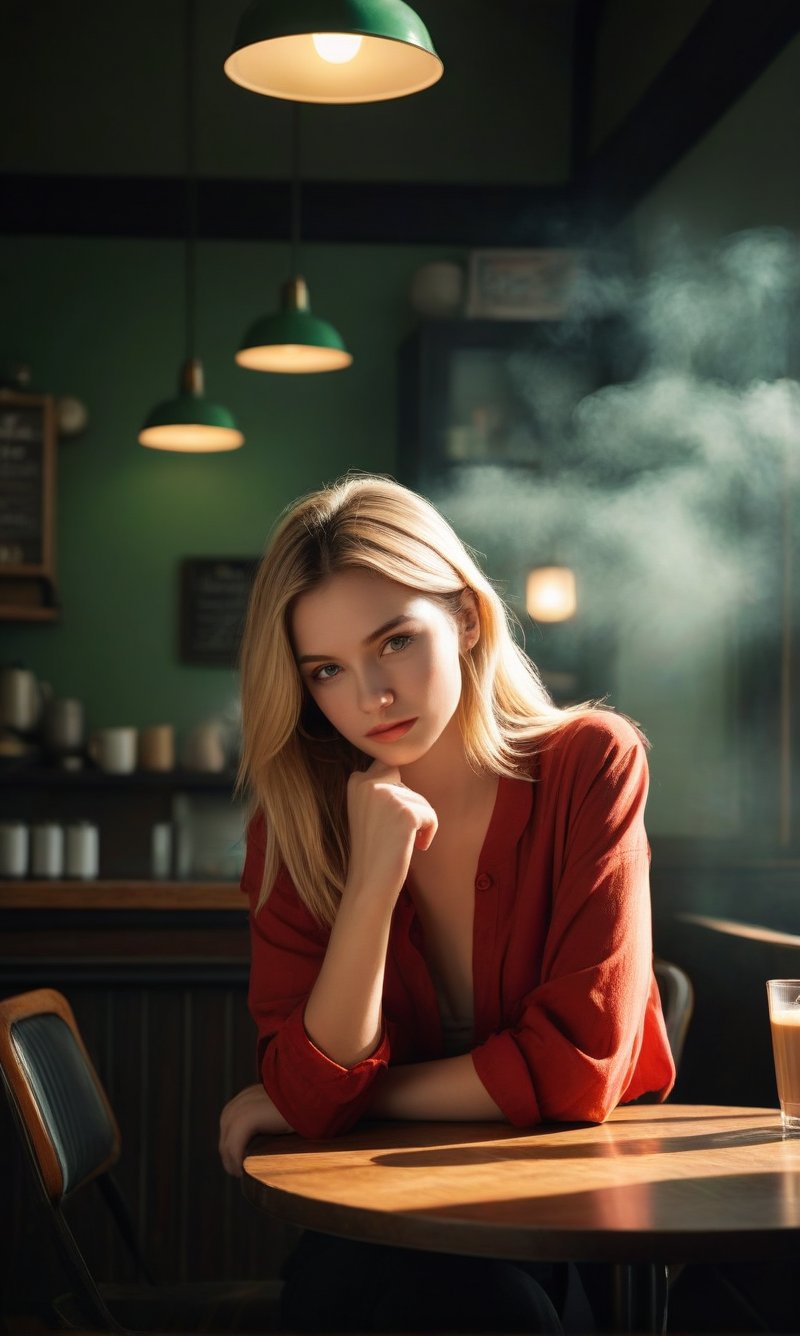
[290,104,301,276]
[184,0,198,362]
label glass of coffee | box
[766,979,800,1137]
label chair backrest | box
[0,988,120,1204]
[653,958,694,1072]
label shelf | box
[0,605,59,621]
[0,765,238,790]
[0,880,244,910]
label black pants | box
[280,1232,595,1333]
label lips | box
[366,718,417,741]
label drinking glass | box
[766,979,800,1137]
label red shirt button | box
[475,873,493,891]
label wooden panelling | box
[0,907,298,1328]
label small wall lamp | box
[526,566,578,623]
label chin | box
[363,731,434,764]
[365,742,428,766]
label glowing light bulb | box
[526,567,577,623]
[312,32,363,63]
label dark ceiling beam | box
[0,173,579,247]
[1,0,797,246]
[573,0,800,219]
[570,0,605,178]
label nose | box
[357,670,395,713]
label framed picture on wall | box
[465,249,580,320]
[180,557,259,666]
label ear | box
[458,590,480,652]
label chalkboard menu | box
[0,391,56,575]
[180,557,260,666]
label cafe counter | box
[0,876,297,1302]
[0,878,243,910]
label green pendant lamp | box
[139,358,244,452]
[139,0,244,453]
[224,0,442,104]
[236,276,352,372]
[236,107,353,374]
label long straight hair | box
[239,474,599,925]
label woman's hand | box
[345,760,438,904]
[218,1083,293,1176]
[301,761,437,1067]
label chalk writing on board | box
[0,396,53,572]
[180,557,259,666]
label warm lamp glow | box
[236,343,353,373]
[138,359,244,452]
[138,423,244,452]
[526,567,577,622]
[224,0,442,104]
[236,277,352,375]
[312,32,363,63]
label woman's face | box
[291,568,478,765]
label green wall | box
[0,235,464,740]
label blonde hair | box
[239,473,598,924]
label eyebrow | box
[296,615,412,665]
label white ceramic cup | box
[89,727,138,774]
[0,822,29,878]
[0,668,43,732]
[65,823,99,880]
[31,823,64,879]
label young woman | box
[219,473,674,1332]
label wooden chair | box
[0,987,282,1332]
[653,958,694,1072]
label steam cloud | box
[431,228,800,696]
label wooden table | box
[243,1104,800,1331]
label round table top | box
[242,1103,800,1263]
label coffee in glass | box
[766,979,800,1137]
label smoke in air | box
[431,228,800,700]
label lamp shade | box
[224,0,443,103]
[236,277,353,373]
[526,566,577,623]
[139,359,244,452]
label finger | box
[414,813,438,851]
[223,1131,246,1177]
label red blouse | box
[241,712,675,1139]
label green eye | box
[312,663,340,681]
[384,634,413,654]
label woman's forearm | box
[370,1054,506,1121]
[303,883,394,1068]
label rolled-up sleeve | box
[242,816,390,1139]
[471,719,675,1126]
